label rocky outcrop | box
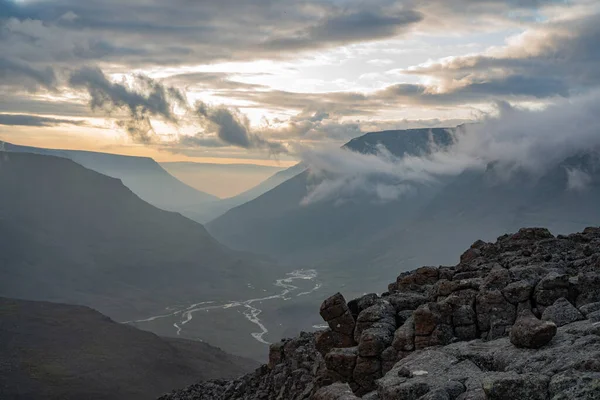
[159,227,600,400]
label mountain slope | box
[0,152,279,321]
[325,150,600,294]
[2,141,218,213]
[0,297,258,400]
[180,163,306,223]
[207,128,455,263]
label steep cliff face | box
[161,227,600,400]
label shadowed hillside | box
[0,297,258,400]
[0,152,281,321]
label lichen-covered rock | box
[353,356,381,393]
[483,373,550,400]
[510,310,557,348]
[354,302,396,343]
[534,272,570,307]
[312,382,360,400]
[579,302,600,316]
[541,297,584,327]
[475,290,516,334]
[325,347,358,380]
[316,329,356,356]
[501,280,533,304]
[321,293,352,321]
[392,316,415,352]
[358,328,393,357]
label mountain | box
[0,297,258,400]
[1,141,218,215]
[161,162,285,198]
[207,128,455,264]
[179,163,306,223]
[0,152,280,322]
[160,227,600,400]
[326,150,600,293]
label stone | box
[328,310,356,337]
[502,280,533,304]
[325,347,358,379]
[579,302,600,316]
[482,373,550,400]
[377,378,431,400]
[576,273,600,306]
[354,302,396,343]
[454,324,478,341]
[453,305,476,327]
[481,266,511,291]
[358,328,393,357]
[353,356,381,392]
[460,248,481,264]
[381,346,398,375]
[315,329,355,356]
[312,382,360,400]
[588,310,600,322]
[356,293,380,312]
[392,316,415,352]
[387,292,429,312]
[541,297,584,327]
[510,309,557,349]
[534,272,570,306]
[476,290,516,333]
[510,227,554,241]
[456,389,487,400]
[396,310,414,326]
[362,391,380,400]
[321,293,351,321]
[414,302,451,336]
[268,341,284,369]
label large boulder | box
[320,293,356,339]
[316,329,356,356]
[541,297,584,327]
[392,316,415,352]
[534,272,570,307]
[313,382,360,400]
[325,347,359,380]
[509,310,557,349]
[354,302,396,343]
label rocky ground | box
[159,227,600,400]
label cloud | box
[404,12,600,99]
[566,168,592,191]
[299,91,600,204]
[69,67,186,143]
[0,113,85,127]
[0,57,56,89]
[194,103,287,153]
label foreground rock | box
[510,309,557,348]
[160,227,600,399]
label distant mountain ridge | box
[0,297,258,400]
[1,141,218,215]
[207,128,456,264]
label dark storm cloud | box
[69,67,187,143]
[263,9,423,52]
[0,113,85,127]
[67,66,286,151]
[195,103,287,153]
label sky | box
[1,0,599,167]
